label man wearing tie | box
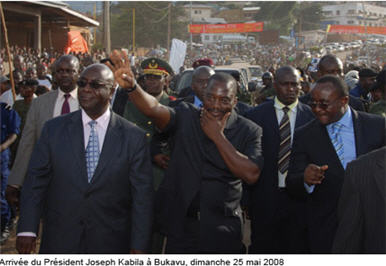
[16,64,154,254]
[286,75,385,253]
[246,66,314,253]
[6,55,80,206]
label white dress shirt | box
[82,108,111,152]
[53,88,79,117]
[274,97,298,188]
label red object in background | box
[189,22,264,34]
[327,25,386,35]
[64,31,89,54]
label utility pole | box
[103,1,111,54]
[167,3,171,53]
[132,8,135,53]
[93,3,97,46]
[362,2,370,66]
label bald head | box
[317,54,343,78]
[80,63,114,85]
[192,66,215,100]
[56,55,80,72]
[275,66,299,82]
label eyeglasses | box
[77,80,110,90]
[309,98,340,110]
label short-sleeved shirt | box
[161,102,263,226]
[1,103,21,177]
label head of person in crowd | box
[262,72,273,87]
[317,54,344,78]
[0,76,10,94]
[191,66,215,101]
[268,65,276,78]
[358,68,377,94]
[192,58,215,69]
[20,79,38,101]
[274,66,301,106]
[344,70,359,90]
[77,64,115,120]
[13,55,25,72]
[369,70,386,102]
[140,57,174,98]
[35,85,50,96]
[54,55,80,93]
[179,66,185,74]
[310,75,349,125]
[203,72,238,121]
[37,64,49,80]
[25,67,37,80]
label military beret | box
[141,57,174,76]
[359,68,377,78]
[192,58,214,69]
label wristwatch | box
[126,81,137,93]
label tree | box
[110,2,188,49]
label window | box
[347,10,355,15]
[347,20,354,24]
[336,10,340,15]
[204,36,210,40]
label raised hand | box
[106,50,136,90]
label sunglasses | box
[309,98,340,110]
[77,80,110,90]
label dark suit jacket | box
[299,93,365,112]
[286,109,385,253]
[333,146,386,254]
[246,101,314,218]
[18,110,154,253]
[112,86,129,116]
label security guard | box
[123,57,175,140]
[122,57,175,254]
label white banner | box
[169,39,187,74]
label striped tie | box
[330,122,344,166]
[278,107,291,174]
[85,121,100,183]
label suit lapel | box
[46,90,59,119]
[295,103,310,128]
[66,110,88,186]
[91,112,122,184]
[351,108,365,156]
[267,102,280,137]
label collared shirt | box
[193,95,203,108]
[274,97,298,188]
[82,108,111,152]
[53,88,79,117]
[326,107,356,169]
[305,108,356,193]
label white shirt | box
[18,108,111,238]
[274,97,298,188]
[53,88,79,117]
[82,108,110,152]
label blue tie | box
[330,122,344,166]
[85,120,100,182]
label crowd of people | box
[0,43,385,254]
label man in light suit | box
[16,64,154,254]
[246,66,314,253]
[333,146,385,254]
[286,75,385,253]
[6,55,80,206]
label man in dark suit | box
[16,64,154,254]
[286,75,385,253]
[246,66,314,253]
[333,146,385,254]
[299,54,365,112]
[109,50,263,254]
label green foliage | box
[110,2,188,49]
